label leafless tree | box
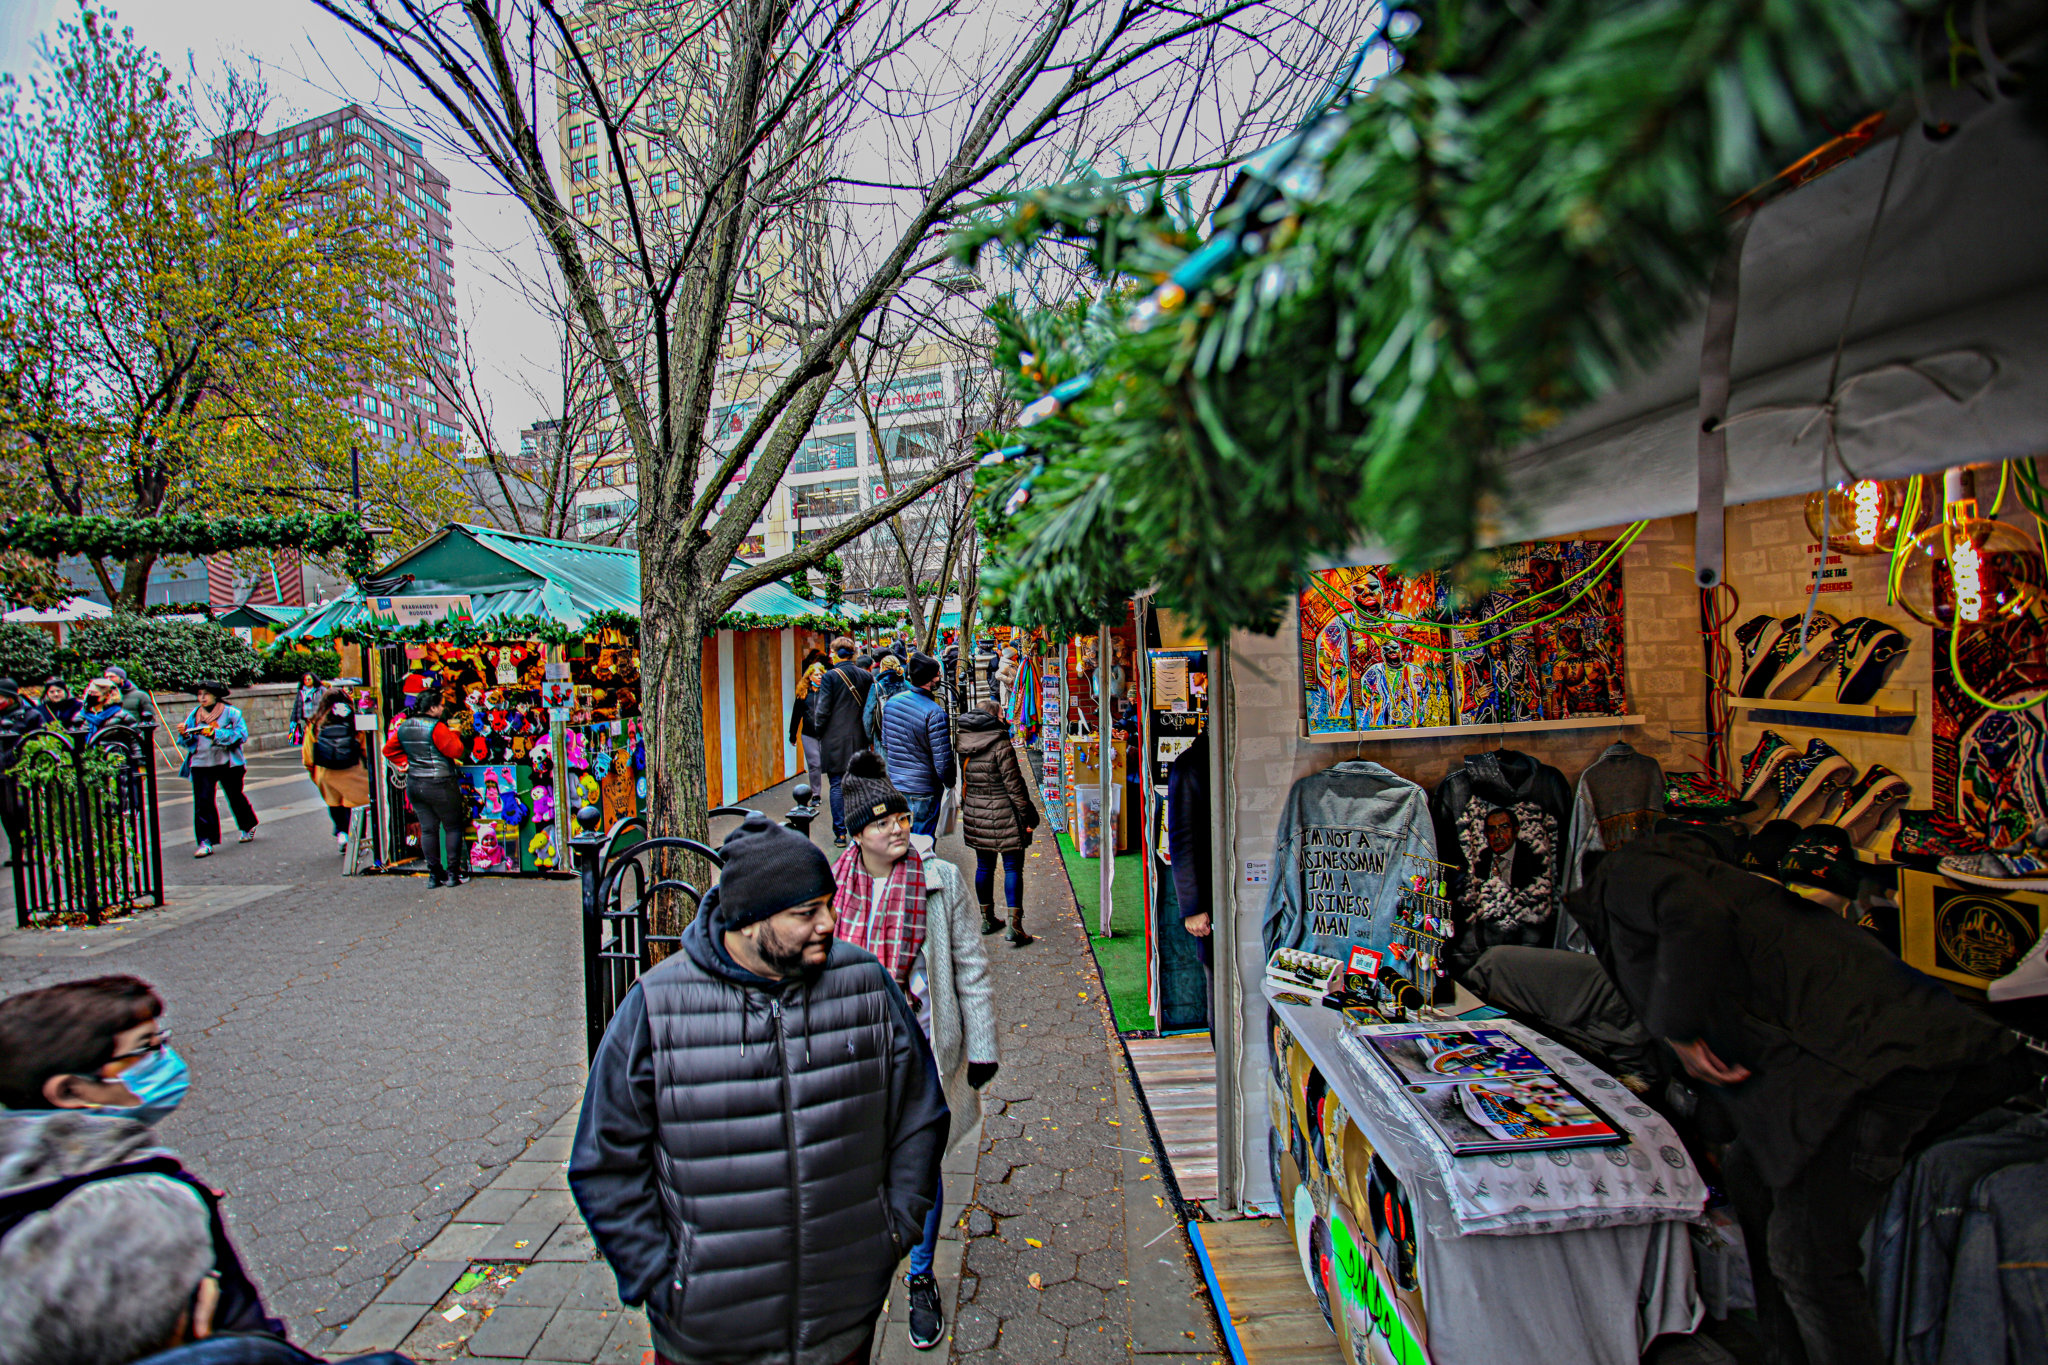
[311,0,1374,898]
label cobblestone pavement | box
[946,811,1223,1365]
[0,751,589,1351]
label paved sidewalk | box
[327,772,1224,1362]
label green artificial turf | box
[1052,828,1156,1034]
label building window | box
[737,534,765,559]
[791,434,857,475]
[792,477,861,519]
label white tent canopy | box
[2,596,112,624]
[1319,90,2048,564]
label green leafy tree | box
[0,4,464,607]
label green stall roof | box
[279,524,836,641]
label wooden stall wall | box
[731,628,785,803]
[702,635,724,806]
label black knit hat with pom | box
[840,749,908,835]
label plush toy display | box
[531,780,555,824]
[528,828,557,871]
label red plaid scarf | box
[832,844,928,991]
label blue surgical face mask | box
[91,1045,191,1126]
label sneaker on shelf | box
[1987,932,2048,1003]
[1838,765,1911,842]
[1832,618,1910,705]
[1774,738,1854,821]
[905,1270,944,1351]
[1938,848,2048,894]
[1664,770,1756,818]
[1732,614,1776,678]
[1890,810,1989,866]
[1737,616,1805,698]
[1763,614,1842,700]
[1738,730,1797,801]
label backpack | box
[314,715,360,769]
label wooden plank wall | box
[1197,1219,1342,1365]
[732,629,783,803]
[702,635,724,805]
[1125,1033,1219,1203]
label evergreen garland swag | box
[0,513,378,580]
[318,606,894,648]
[954,0,1941,641]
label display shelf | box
[1302,714,1645,744]
[1725,690,1917,735]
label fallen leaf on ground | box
[1025,1237,1043,1247]
[1028,1273,1043,1289]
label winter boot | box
[1007,906,1033,947]
[980,899,1003,936]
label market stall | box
[279,523,836,876]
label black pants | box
[191,765,257,846]
[408,777,468,874]
[327,806,352,836]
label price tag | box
[548,705,572,724]
[1348,946,1382,979]
[545,661,571,680]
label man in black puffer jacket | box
[571,814,948,1365]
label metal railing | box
[574,785,819,1059]
[1,718,164,927]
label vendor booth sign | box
[369,594,474,628]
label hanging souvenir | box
[528,827,557,871]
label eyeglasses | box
[109,1029,171,1066]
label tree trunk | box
[114,551,158,611]
[640,584,714,952]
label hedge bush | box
[59,616,264,693]
[0,623,57,686]
[261,645,343,683]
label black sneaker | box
[905,1270,943,1350]
[428,869,450,888]
[451,869,472,886]
[834,833,849,848]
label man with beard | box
[571,813,949,1365]
[1359,634,1412,728]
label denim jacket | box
[176,705,250,779]
[1259,761,1438,963]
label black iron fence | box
[2,719,165,927]
[574,785,818,1059]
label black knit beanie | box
[840,749,908,835]
[715,813,836,929]
[907,652,941,687]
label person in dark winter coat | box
[807,638,874,847]
[1166,731,1213,979]
[880,654,954,836]
[955,701,1038,945]
[862,657,910,758]
[570,814,948,1365]
[1576,832,2029,1365]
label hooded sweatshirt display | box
[570,892,949,1365]
[1260,761,1437,961]
[1430,749,1574,976]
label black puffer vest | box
[636,906,923,1363]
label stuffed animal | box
[530,779,555,824]
[566,730,588,770]
[576,771,601,811]
[529,735,553,772]
[528,828,557,871]
[591,747,613,780]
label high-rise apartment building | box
[212,104,464,453]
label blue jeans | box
[827,770,849,838]
[907,792,940,837]
[975,848,1025,909]
[909,1172,942,1276]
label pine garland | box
[956,0,1934,640]
[0,513,379,580]
[311,606,890,648]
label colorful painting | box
[1300,566,1457,734]
[1453,541,1626,724]
[1302,542,1626,734]
[1932,599,2048,846]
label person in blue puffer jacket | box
[862,655,910,761]
[171,683,255,858]
[880,654,954,837]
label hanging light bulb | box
[1803,478,1907,554]
[1893,500,2045,629]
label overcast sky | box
[2,0,556,453]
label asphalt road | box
[0,749,590,1346]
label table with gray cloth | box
[1267,981,1704,1364]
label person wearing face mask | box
[0,976,285,1348]
[570,813,949,1365]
